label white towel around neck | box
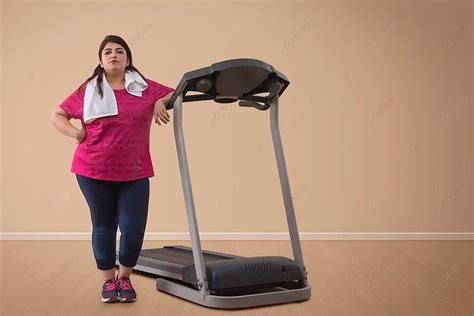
[83,70,148,124]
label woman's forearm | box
[160,91,173,107]
[50,114,80,139]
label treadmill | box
[116,58,312,309]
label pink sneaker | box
[101,278,119,303]
[116,276,137,303]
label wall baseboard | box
[0,232,473,241]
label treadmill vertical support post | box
[269,94,308,284]
[173,93,210,297]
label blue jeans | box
[76,174,149,270]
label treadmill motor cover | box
[182,256,305,291]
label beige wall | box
[1,0,472,234]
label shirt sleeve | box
[147,79,175,104]
[59,84,85,120]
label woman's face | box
[100,42,129,75]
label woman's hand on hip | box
[154,101,170,126]
[75,122,87,144]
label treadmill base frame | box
[157,278,311,309]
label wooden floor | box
[0,240,472,315]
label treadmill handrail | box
[173,93,210,297]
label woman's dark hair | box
[76,35,147,98]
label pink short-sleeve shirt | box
[59,79,174,181]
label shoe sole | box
[118,295,137,303]
[101,295,120,303]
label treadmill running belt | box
[139,246,234,266]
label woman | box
[50,35,174,303]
